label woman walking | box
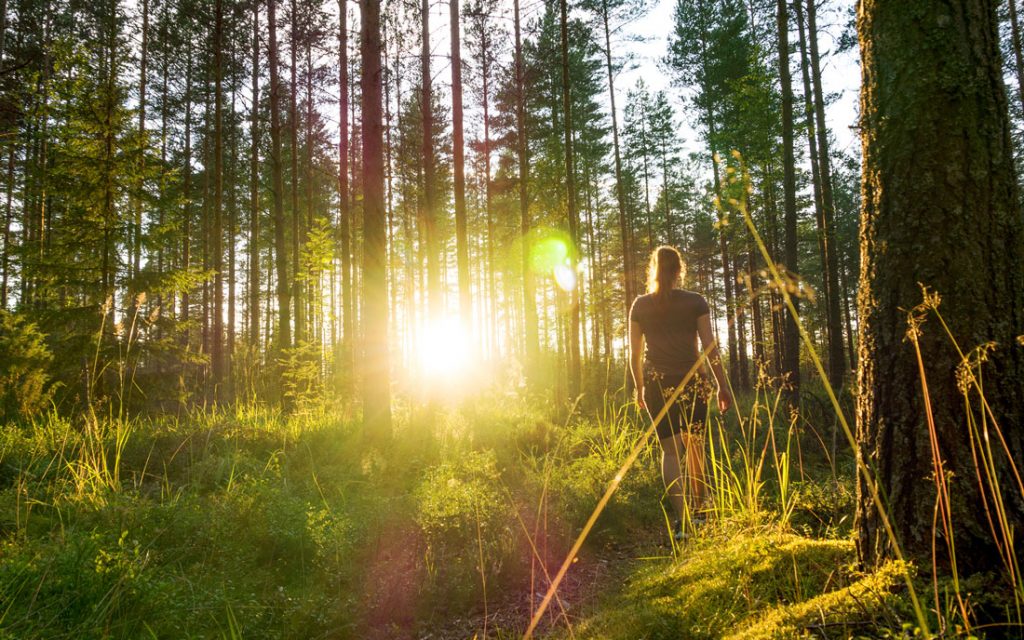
[629,246,732,539]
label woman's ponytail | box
[646,245,685,304]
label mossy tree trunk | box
[855,0,1024,572]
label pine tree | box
[855,0,1024,573]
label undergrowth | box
[0,377,936,639]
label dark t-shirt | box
[629,289,710,376]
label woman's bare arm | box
[696,313,733,413]
[629,320,646,409]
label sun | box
[416,317,473,379]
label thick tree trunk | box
[855,0,1024,574]
[451,0,471,331]
[776,0,800,400]
[268,0,292,353]
[360,0,392,437]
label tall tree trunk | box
[360,0,392,437]
[807,0,844,390]
[135,0,148,284]
[559,0,581,396]
[480,21,497,356]
[269,0,292,354]
[748,245,765,369]
[734,253,749,390]
[202,85,212,369]
[794,0,831,378]
[289,0,304,344]
[422,0,440,322]
[855,0,1024,573]
[0,0,6,62]
[157,2,169,328]
[384,19,398,345]
[695,13,739,389]
[599,0,633,327]
[182,50,193,342]
[776,0,800,400]
[212,0,225,392]
[338,0,354,375]
[0,148,12,309]
[451,0,470,330]
[250,0,261,348]
[710,143,738,387]
[1008,0,1024,116]
[514,0,538,364]
[228,80,238,385]
[304,33,316,348]
[661,140,671,245]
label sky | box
[615,0,862,162]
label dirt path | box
[414,535,669,639]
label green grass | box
[0,385,952,638]
[562,530,908,640]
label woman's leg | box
[659,432,687,522]
[681,433,707,512]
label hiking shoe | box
[672,519,687,542]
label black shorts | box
[643,368,711,440]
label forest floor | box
[0,385,931,639]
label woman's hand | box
[717,386,733,414]
[635,387,646,411]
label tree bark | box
[182,50,193,339]
[338,0,354,375]
[268,0,292,354]
[422,0,440,322]
[212,0,225,391]
[289,0,303,345]
[451,0,471,331]
[250,0,261,348]
[1007,0,1024,117]
[855,0,1024,573]
[559,0,581,396]
[514,0,539,365]
[776,0,800,400]
[360,0,392,438]
[599,0,633,327]
[806,0,844,390]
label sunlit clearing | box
[554,264,577,292]
[417,317,473,379]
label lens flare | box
[529,230,571,273]
[554,264,577,292]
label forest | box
[0,0,1022,636]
